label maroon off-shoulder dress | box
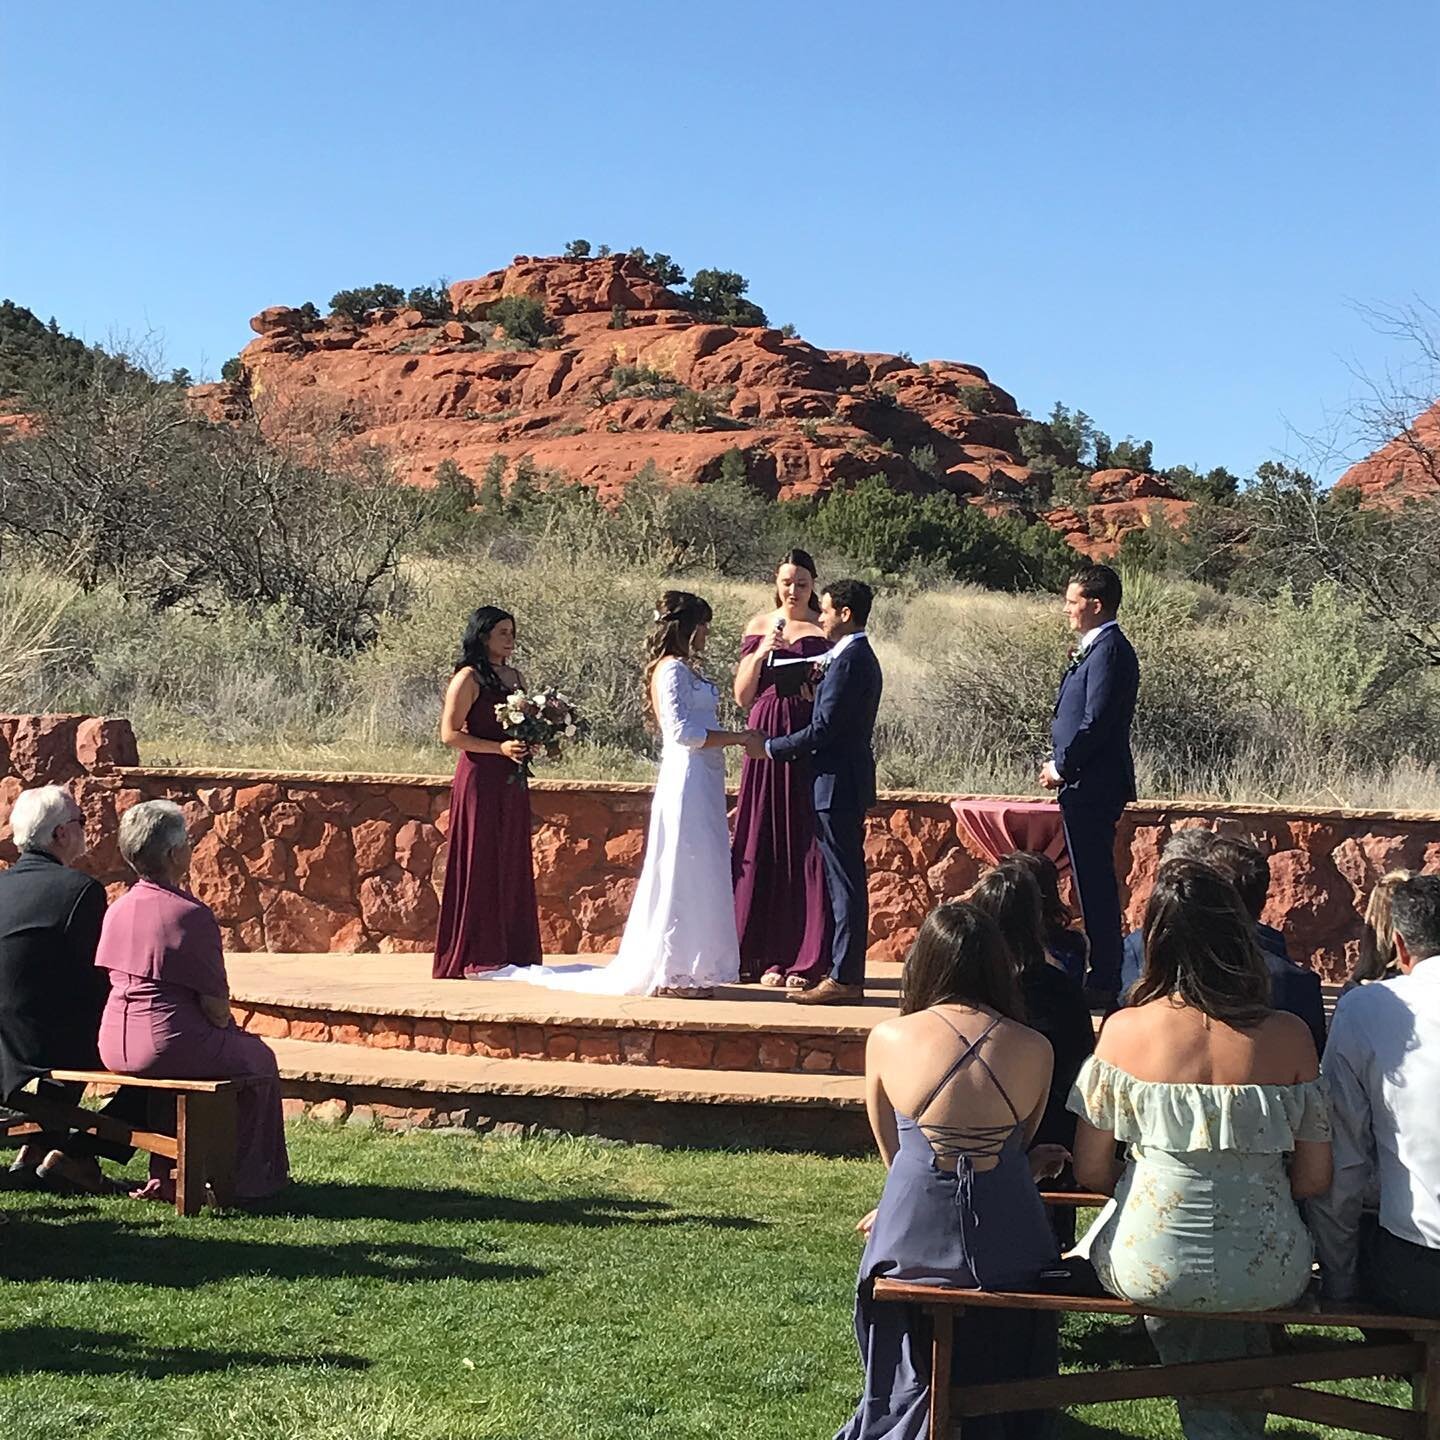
[433,680,543,978]
[730,633,832,983]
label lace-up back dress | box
[837,1013,1059,1440]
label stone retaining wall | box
[3,714,1439,982]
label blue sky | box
[4,2,1437,480]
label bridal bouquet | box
[494,687,587,781]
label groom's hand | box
[1039,760,1063,791]
[742,730,769,760]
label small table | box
[950,797,1069,876]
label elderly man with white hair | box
[0,784,147,1193]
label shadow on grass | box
[1060,1313,1158,1370]
[256,1181,767,1231]
[0,1209,545,1288]
[0,1324,368,1379]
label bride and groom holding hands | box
[493,556,882,1004]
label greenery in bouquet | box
[494,687,587,780]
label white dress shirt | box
[1310,957,1440,1298]
[1076,618,1118,654]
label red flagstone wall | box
[3,714,1439,982]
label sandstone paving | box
[267,1036,864,1109]
[226,951,903,1034]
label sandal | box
[759,970,784,988]
[785,975,813,991]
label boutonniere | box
[1064,646,1086,676]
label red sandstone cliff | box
[1335,399,1440,507]
[191,254,1191,556]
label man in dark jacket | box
[0,785,142,1192]
[1041,564,1140,1006]
[754,579,882,1005]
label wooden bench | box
[0,1069,237,1216]
[871,1279,1440,1439]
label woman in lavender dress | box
[97,800,289,1203]
[839,903,1062,1440]
[731,549,832,989]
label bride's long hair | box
[644,591,712,728]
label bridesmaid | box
[731,548,832,990]
[433,606,543,979]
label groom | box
[746,579,882,1006]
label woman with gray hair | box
[95,800,288,1203]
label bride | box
[480,591,751,997]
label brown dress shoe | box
[787,979,865,1005]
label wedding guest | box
[0,785,146,1194]
[1039,564,1140,1006]
[1070,861,1331,1440]
[1311,874,1440,1316]
[1009,850,1088,982]
[1208,836,1326,1054]
[838,903,1060,1440]
[967,860,1095,1245]
[434,605,543,979]
[97,800,288,1203]
[731,549,831,990]
[1118,827,1219,995]
[1340,868,1412,997]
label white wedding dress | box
[478,658,741,996]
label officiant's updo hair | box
[775,549,822,615]
[456,605,516,692]
[900,902,1023,1020]
[644,591,713,721]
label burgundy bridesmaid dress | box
[730,633,832,983]
[433,679,543,978]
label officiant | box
[731,550,834,992]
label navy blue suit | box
[1120,922,1327,1055]
[1050,623,1139,997]
[768,634,882,986]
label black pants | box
[815,807,867,987]
[1059,796,1125,997]
[1363,1221,1440,1318]
[6,1080,150,1165]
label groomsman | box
[1040,564,1139,1006]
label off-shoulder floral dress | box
[1068,1054,1331,1311]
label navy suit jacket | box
[768,635,882,813]
[1120,922,1327,1056]
[1051,623,1139,815]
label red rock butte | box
[1335,399,1440,507]
[189,253,1195,557]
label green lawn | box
[0,1124,1410,1439]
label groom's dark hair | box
[1069,564,1122,614]
[825,578,873,627]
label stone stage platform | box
[227,954,905,1152]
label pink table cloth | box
[950,797,1070,877]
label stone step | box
[231,953,901,1076]
[268,1036,869,1152]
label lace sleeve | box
[656,660,708,750]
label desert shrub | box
[605,364,683,401]
[779,323,799,339]
[686,269,766,327]
[328,284,405,321]
[1093,435,1153,471]
[609,304,628,329]
[909,444,940,476]
[626,249,686,288]
[563,239,592,259]
[405,284,453,322]
[489,296,551,347]
[1162,464,1241,504]
[807,476,1071,591]
[670,387,729,431]
[220,357,243,382]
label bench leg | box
[1416,1333,1440,1440]
[929,1304,955,1439]
[175,1090,237,1216]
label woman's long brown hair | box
[900,902,1024,1020]
[1130,859,1271,1027]
[644,591,713,726]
